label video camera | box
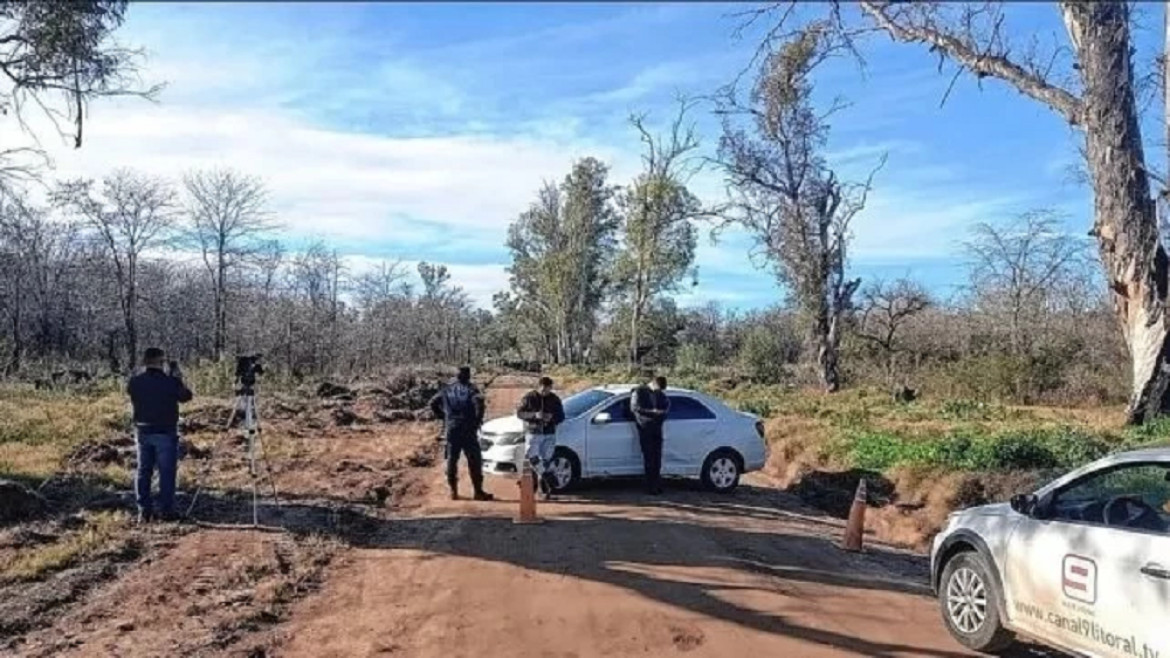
[234,353,264,394]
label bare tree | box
[748,1,1170,421]
[53,169,177,369]
[855,278,931,385]
[716,28,881,392]
[183,168,272,361]
[418,262,475,363]
[354,259,408,362]
[250,239,284,353]
[0,1,160,189]
[289,242,345,374]
[963,210,1093,359]
[0,194,38,372]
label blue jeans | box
[136,432,178,516]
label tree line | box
[0,168,497,376]
[0,1,1160,419]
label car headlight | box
[493,432,525,446]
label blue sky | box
[31,1,1156,310]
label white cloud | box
[11,102,641,245]
[0,3,1057,315]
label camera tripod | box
[229,386,281,526]
[184,384,280,527]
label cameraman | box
[127,347,193,522]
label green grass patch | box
[831,424,1149,473]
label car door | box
[1003,462,1170,658]
[585,396,642,476]
[662,395,718,476]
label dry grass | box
[0,386,128,480]
[0,510,132,583]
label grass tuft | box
[1,510,133,582]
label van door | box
[1003,462,1170,658]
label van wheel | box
[939,552,1015,653]
[701,449,741,493]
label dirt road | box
[6,380,1062,657]
[273,471,983,657]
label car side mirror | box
[1010,493,1038,517]
[592,412,611,425]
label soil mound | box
[0,479,46,525]
[788,469,896,518]
[65,434,135,468]
[182,404,236,433]
[315,382,355,400]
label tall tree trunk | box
[1062,3,1169,424]
[214,256,227,361]
[1165,0,1170,240]
[815,306,840,393]
[629,288,643,370]
[105,330,120,375]
[285,315,294,376]
[125,256,138,371]
[8,275,22,375]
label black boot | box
[473,489,495,501]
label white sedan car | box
[931,447,1170,657]
[478,385,768,493]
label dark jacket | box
[517,390,565,436]
[127,368,194,435]
[429,379,485,439]
[630,385,669,428]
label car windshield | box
[561,389,615,418]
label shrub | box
[835,426,1116,474]
[674,343,714,377]
[938,399,1022,422]
[738,326,790,385]
[1124,416,1170,445]
[987,433,1058,470]
[736,397,775,418]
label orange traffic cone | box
[514,462,543,525]
[840,478,868,552]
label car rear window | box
[667,396,716,420]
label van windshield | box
[561,389,615,418]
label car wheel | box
[701,449,741,493]
[545,448,580,493]
[939,551,1014,653]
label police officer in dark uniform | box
[631,375,670,495]
[429,366,494,501]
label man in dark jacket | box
[429,366,494,501]
[127,347,194,522]
[516,376,565,500]
[630,375,670,495]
